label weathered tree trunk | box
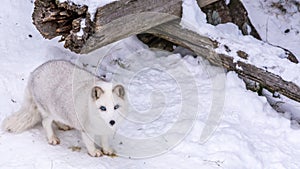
[33,0,183,53]
[32,0,300,103]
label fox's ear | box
[113,85,125,99]
[92,86,104,100]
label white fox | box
[2,60,126,157]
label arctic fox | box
[2,60,126,157]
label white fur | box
[2,60,126,157]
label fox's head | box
[90,81,126,131]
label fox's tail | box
[2,85,41,133]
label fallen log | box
[146,19,300,103]
[32,0,300,103]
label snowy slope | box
[1,0,300,169]
[243,0,300,59]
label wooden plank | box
[81,13,179,53]
[197,0,220,7]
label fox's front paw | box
[102,147,115,156]
[88,149,103,157]
[48,135,60,145]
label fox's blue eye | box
[100,106,106,111]
[114,104,120,110]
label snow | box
[225,0,230,5]
[76,19,86,36]
[242,0,300,59]
[1,0,300,169]
[263,88,300,129]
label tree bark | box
[32,0,300,103]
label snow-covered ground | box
[243,0,300,58]
[1,0,300,169]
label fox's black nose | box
[109,120,115,126]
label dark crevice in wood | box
[137,33,175,52]
[200,0,261,39]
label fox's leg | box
[101,135,114,155]
[54,121,72,131]
[42,117,60,145]
[34,102,60,145]
[81,132,102,157]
